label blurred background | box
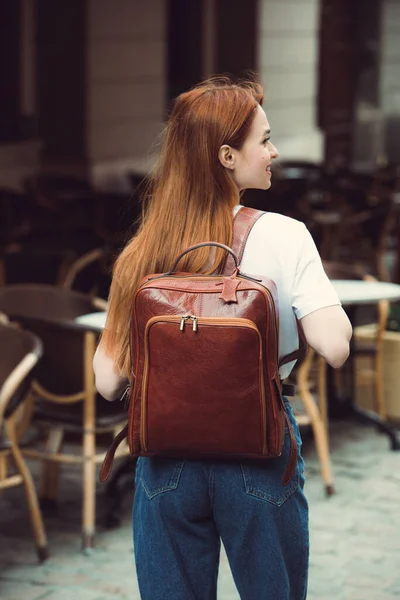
[1,0,400,284]
[0,2,400,599]
[1,0,400,286]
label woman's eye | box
[263,138,270,145]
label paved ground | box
[0,418,399,600]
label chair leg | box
[82,331,97,550]
[317,356,329,436]
[39,427,63,511]
[6,418,48,562]
[15,387,36,440]
[374,354,387,421]
[0,454,8,497]
[297,350,335,496]
[39,462,52,505]
[82,427,96,550]
[48,462,62,498]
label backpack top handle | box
[166,242,240,276]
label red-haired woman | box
[94,77,352,599]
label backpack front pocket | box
[141,315,267,457]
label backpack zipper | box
[135,277,278,365]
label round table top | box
[75,280,400,330]
[75,311,107,330]
[331,279,400,305]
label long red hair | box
[102,76,264,375]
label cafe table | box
[331,279,400,306]
[76,278,400,449]
[327,279,400,449]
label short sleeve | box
[292,225,341,319]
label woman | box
[94,76,352,600]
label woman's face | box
[230,105,278,192]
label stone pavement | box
[0,419,399,600]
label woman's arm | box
[93,344,129,401]
[300,305,352,368]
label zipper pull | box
[180,314,189,330]
[191,316,198,332]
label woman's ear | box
[218,144,236,170]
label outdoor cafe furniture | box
[324,271,400,450]
[62,246,113,301]
[0,322,48,562]
[76,274,400,334]
[0,284,130,550]
[293,269,399,495]
[354,325,400,422]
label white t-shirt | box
[234,205,341,379]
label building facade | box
[0,0,398,190]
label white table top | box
[331,280,400,305]
[75,280,400,330]
[75,311,107,330]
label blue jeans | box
[133,399,309,600]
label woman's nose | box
[270,143,279,159]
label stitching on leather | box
[198,291,203,316]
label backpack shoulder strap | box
[222,206,265,275]
[224,206,308,368]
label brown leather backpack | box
[100,207,305,484]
